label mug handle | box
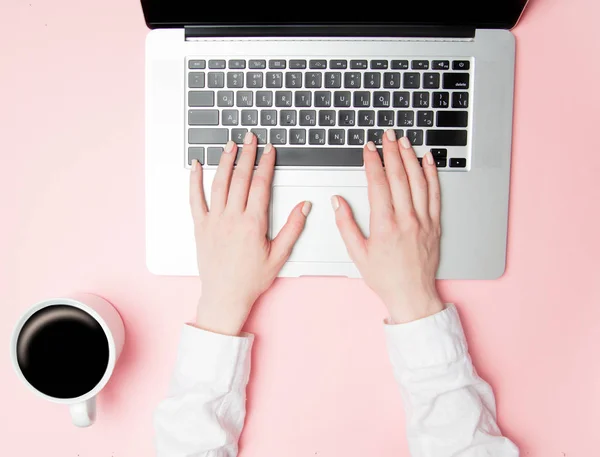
[69,397,96,427]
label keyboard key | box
[417,110,434,127]
[266,72,283,88]
[286,72,302,88]
[249,59,267,69]
[189,60,206,70]
[299,110,317,126]
[407,129,424,146]
[275,91,293,107]
[423,73,440,89]
[256,91,273,107]
[309,60,327,69]
[270,129,287,145]
[452,92,469,108]
[437,111,468,127]
[222,109,239,126]
[370,60,388,69]
[450,158,467,168]
[290,129,307,144]
[403,73,420,89]
[325,72,342,88]
[373,91,391,107]
[273,147,363,166]
[334,91,351,107]
[318,110,336,126]
[217,91,234,107]
[383,72,401,89]
[394,129,404,139]
[228,59,246,69]
[236,91,253,107]
[453,60,470,70]
[353,91,371,107]
[314,91,332,107]
[433,92,450,108]
[188,147,204,165]
[431,148,448,159]
[364,73,381,88]
[378,110,395,127]
[367,129,384,145]
[231,128,248,144]
[206,147,224,165]
[358,110,375,126]
[443,73,470,89]
[413,92,430,108]
[189,109,219,126]
[391,60,409,70]
[309,129,326,145]
[411,60,429,70]
[435,158,447,167]
[246,72,263,88]
[227,72,244,88]
[260,110,277,126]
[241,110,258,126]
[350,60,368,69]
[397,111,415,127]
[289,59,307,69]
[306,72,322,88]
[189,128,228,144]
[432,60,450,70]
[329,129,346,145]
[295,91,312,107]
[426,130,468,146]
[280,110,297,126]
[189,91,214,107]
[251,128,267,144]
[188,72,205,88]
[393,91,410,108]
[348,129,365,145]
[269,59,286,69]
[208,59,226,69]
[207,72,225,88]
[344,72,361,89]
[330,60,348,69]
[338,110,355,126]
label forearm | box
[385,304,519,457]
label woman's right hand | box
[332,130,445,324]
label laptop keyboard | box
[186,57,472,170]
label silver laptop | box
[143,1,528,279]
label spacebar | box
[274,147,364,166]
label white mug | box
[10,293,125,427]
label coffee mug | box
[10,293,125,427]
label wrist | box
[385,289,444,324]
[195,293,255,336]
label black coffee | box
[16,305,109,399]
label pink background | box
[1,0,599,455]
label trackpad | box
[270,186,370,263]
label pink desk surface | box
[1,0,599,455]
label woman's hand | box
[333,130,444,323]
[189,133,311,335]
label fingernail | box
[366,141,377,152]
[263,143,272,155]
[425,151,434,165]
[386,129,396,141]
[400,136,411,149]
[244,132,254,144]
[191,159,199,171]
[224,140,235,154]
[331,195,340,211]
[301,201,312,217]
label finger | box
[269,201,311,268]
[331,195,367,264]
[210,140,237,212]
[246,143,275,215]
[189,159,208,223]
[227,131,258,211]
[381,129,413,215]
[363,141,394,219]
[422,151,441,227]
[398,136,429,222]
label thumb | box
[269,201,311,268]
[331,195,367,263]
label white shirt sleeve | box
[154,325,253,457]
[384,304,519,457]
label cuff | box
[384,304,468,370]
[169,324,254,395]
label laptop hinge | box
[184,25,475,39]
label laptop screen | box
[141,1,529,30]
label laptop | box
[142,1,528,279]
